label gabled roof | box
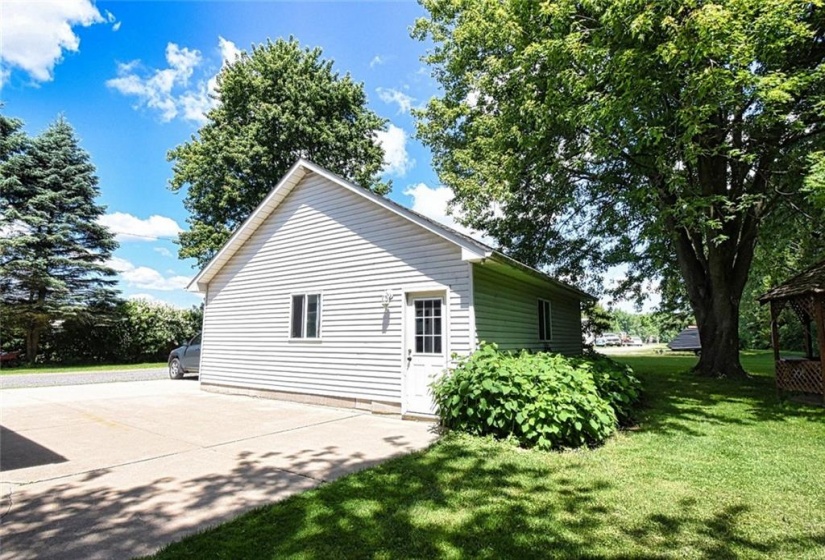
[758,258,825,303]
[668,326,701,351]
[188,158,594,301]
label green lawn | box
[0,362,166,375]
[149,351,825,559]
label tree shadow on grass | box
[634,366,825,437]
[0,430,433,560]
[626,497,825,560]
[148,437,824,560]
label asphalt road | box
[0,367,176,389]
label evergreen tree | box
[0,116,120,363]
[0,112,27,162]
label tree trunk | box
[25,288,48,365]
[671,216,755,380]
[692,294,748,378]
[25,326,41,365]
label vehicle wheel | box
[169,358,184,379]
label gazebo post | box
[815,295,825,404]
[770,300,782,397]
[769,300,781,364]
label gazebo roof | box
[759,258,825,303]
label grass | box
[0,361,166,375]
[149,351,825,559]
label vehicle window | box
[190,334,201,346]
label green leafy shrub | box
[432,344,641,450]
[570,353,642,426]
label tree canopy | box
[0,115,119,362]
[414,0,825,377]
[169,38,390,267]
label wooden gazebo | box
[759,259,825,402]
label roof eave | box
[487,253,596,301]
[759,287,825,304]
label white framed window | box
[414,298,443,354]
[538,299,552,342]
[291,293,321,339]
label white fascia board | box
[186,160,309,292]
[461,247,490,262]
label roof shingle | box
[758,259,825,303]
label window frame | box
[538,298,553,342]
[412,297,444,356]
[289,292,322,340]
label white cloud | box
[106,43,202,122]
[126,293,196,309]
[466,89,480,108]
[376,87,415,114]
[127,293,167,305]
[404,182,487,242]
[108,256,191,291]
[370,55,385,68]
[0,0,106,86]
[107,37,240,124]
[375,124,414,177]
[218,36,241,65]
[153,246,174,258]
[98,212,183,242]
[103,9,119,30]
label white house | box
[188,159,594,416]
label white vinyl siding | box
[473,263,583,355]
[200,171,473,403]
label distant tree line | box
[3,299,202,365]
[588,303,808,351]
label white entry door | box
[405,293,447,415]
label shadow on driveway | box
[0,426,67,471]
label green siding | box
[473,263,584,355]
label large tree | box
[414,0,825,377]
[0,116,119,362]
[169,38,389,267]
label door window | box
[414,298,443,354]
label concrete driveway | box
[0,380,438,559]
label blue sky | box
[1,0,653,311]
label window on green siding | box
[291,294,321,339]
[538,299,552,341]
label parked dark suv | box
[168,333,201,379]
